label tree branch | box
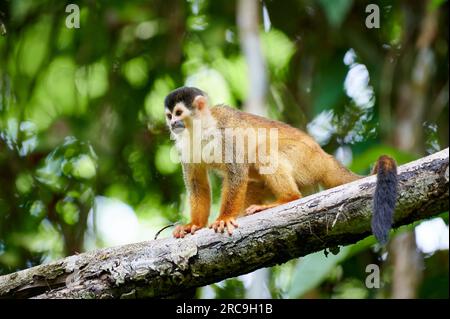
[0,148,448,299]
[237,0,268,116]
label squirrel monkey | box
[164,87,397,244]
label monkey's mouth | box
[171,126,186,134]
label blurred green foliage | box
[0,0,448,298]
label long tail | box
[372,155,398,244]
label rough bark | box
[0,148,448,299]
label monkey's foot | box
[245,204,276,215]
[209,217,238,235]
[173,223,203,239]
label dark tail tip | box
[372,155,398,244]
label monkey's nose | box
[171,120,185,130]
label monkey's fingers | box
[173,225,186,238]
[210,220,222,233]
[173,223,204,238]
[208,220,221,232]
[225,221,236,235]
[218,220,225,233]
[190,224,199,235]
[209,218,238,235]
[245,204,268,215]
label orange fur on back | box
[210,105,361,198]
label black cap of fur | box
[164,87,205,111]
[372,155,398,245]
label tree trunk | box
[389,4,439,298]
[237,0,270,297]
[237,0,267,116]
[391,232,423,299]
[0,148,448,299]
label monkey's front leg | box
[210,165,248,235]
[174,165,211,238]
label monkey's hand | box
[209,217,238,235]
[173,223,204,238]
[245,204,272,215]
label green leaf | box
[122,57,149,88]
[261,29,295,79]
[288,246,351,298]
[72,155,97,180]
[56,200,79,225]
[288,236,376,298]
[429,0,447,10]
[318,0,353,28]
[312,60,348,115]
[350,145,417,174]
[155,144,179,175]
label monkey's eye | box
[175,110,182,116]
[167,114,172,120]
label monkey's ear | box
[192,95,208,111]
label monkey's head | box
[164,86,209,134]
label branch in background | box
[236,0,270,297]
[391,231,423,298]
[394,4,438,153]
[390,4,440,298]
[0,149,448,299]
[237,0,267,116]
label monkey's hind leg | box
[243,181,273,214]
[245,164,301,215]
